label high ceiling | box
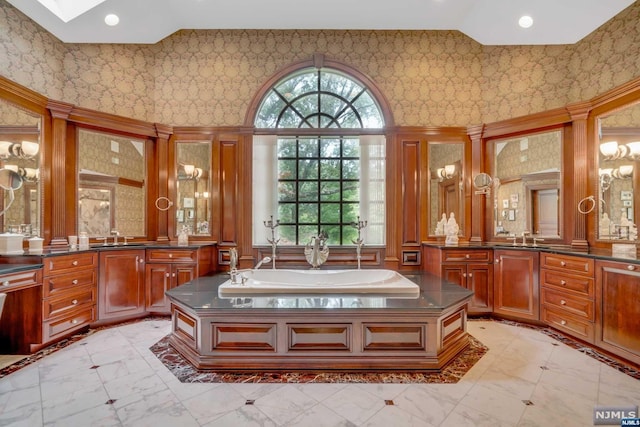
[6,0,636,45]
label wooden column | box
[46,100,73,246]
[154,124,173,242]
[567,102,592,251]
[467,124,485,243]
[384,131,400,268]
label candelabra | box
[263,215,280,269]
[350,216,368,269]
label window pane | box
[342,181,359,201]
[342,203,359,224]
[292,94,319,126]
[323,225,341,245]
[320,203,340,223]
[255,92,286,128]
[342,225,358,245]
[278,159,296,179]
[278,203,296,223]
[278,140,297,158]
[298,225,318,243]
[298,139,318,157]
[298,182,318,201]
[320,181,340,201]
[320,159,340,180]
[279,225,297,245]
[278,182,295,201]
[320,94,346,118]
[353,93,384,128]
[298,159,318,179]
[320,139,340,157]
[343,139,359,157]
[298,203,318,223]
[342,159,359,180]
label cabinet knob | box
[71,319,78,325]
[2,281,9,287]
[72,279,78,285]
[172,273,176,277]
[560,261,566,267]
[560,320,567,325]
[627,265,636,271]
[139,258,144,263]
[72,260,78,266]
[560,299,566,305]
[71,299,78,305]
[468,273,473,277]
[495,259,500,263]
[465,254,470,259]
[560,280,566,285]
[462,273,467,278]
[165,273,170,278]
[169,254,173,258]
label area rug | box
[148,335,488,384]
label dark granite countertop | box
[0,263,43,274]
[422,241,640,265]
[0,241,217,258]
[166,271,473,312]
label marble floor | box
[0,320,638,426]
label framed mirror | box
[176,141,212,236]
[428,142,464,237]
[492,129,562,240]
[0,98,41,236]
[77,129,147,238]
[597,102,640,241]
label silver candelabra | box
[263,215,280,269]
[351,216,368,269]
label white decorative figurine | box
[599,213,611,238]
[435,213,447,236]
[445,212,459,246]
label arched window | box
[253,68,386,247]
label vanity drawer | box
[542,306,594,343]
[43,305,95,343]
[541,253,593,276]
[540,269,594,297]
[442,250,491,263]
[43,269,96,298]
[43,285,95,320]
[0,269,42,293]
[541,287,594,320]
[44,252,98,275]
[146,249,197,263]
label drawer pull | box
[169,254,173,258]
[495,259,500,263]
[627,265,636,271]
[72,279,78,285]
[2,281,9,287]
[560,280,566,286]
[172,273,176,278]
[462,273,467,278]
[71,299,78,305]
[560,320,567,325]
[560,299,566,305]
[72,260,78,266]
[560,261,566,267]
[165,273,170,278]
[468,273,473,278]
[465,254,470,259]
[71,319,79,325]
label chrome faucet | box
[229,253,271,285]
[521,231,530,246]
[304,231,329,269]
[263,215,280,270]
[351,216,368,269]
[111,229,119,245]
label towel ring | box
[577,195,596,214]
[154,196,173,211]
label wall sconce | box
[181,164,203,180]
[195,191,209,199]
[437,164,456,181]
[0,140,39,159]
[599,140,640,160]
[599,165,633,192]
[4,165,39,182]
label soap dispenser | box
[79,232,89,250]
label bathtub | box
[218,269,420,296]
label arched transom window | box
[253,68,386,247]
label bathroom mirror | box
[0,169,24,217]
[596,102,640,241]
[492,129,562,239]
[0,98,41,236]
[77,129,147,238]
[176,141,212,236]
[428,142,464,237]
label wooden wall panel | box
[219,138,238,245]
[401,140,420,245]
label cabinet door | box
[467,264,493,313]
[442,264,465,286]
[493,249,539,321]
[596,260,640,365]
[98,250,145,320]
[145,263,172,313]
[174,264,196,287]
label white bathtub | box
[218,269,420,296]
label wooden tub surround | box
[166,272,473,372]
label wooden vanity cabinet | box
[424,247,493,315]
[98,249,146,321]
[595,259,640,366]
[42,251,98,344]
[0,268,42,354]
[493,249,540,321]
[540,253,595,343]
[145,248,198,314]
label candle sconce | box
[263,215,280,269]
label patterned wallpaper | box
[1,1,640,127]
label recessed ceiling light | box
[518,15,533,29]
[104,14,119,26]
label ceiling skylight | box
[36,0,107,23]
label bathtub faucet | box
[304,230,329,269]
[350,216,368,269]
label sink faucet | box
[521,231,530,246]
[111,229,119,245]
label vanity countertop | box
[0,263,43,274]
[0,241,217,258]
[422,241,640,264]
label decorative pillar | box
[467,124,485,243]
[154,124,173,242]
[567,101,592,251]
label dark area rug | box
[149,335,488,384]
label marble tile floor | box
[0,320,638,427]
